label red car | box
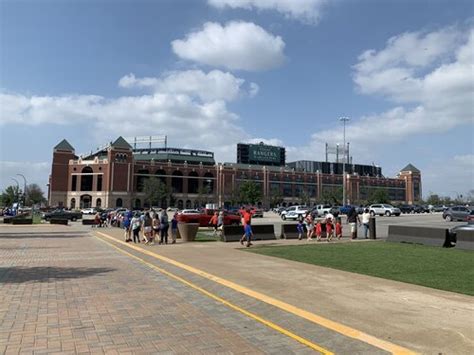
[177,209,241,227]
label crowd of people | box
[94,210,178,245]
[296,206,372,241]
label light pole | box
[16,174,27,206]
[339,117,350,205]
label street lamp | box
[16,174,27,206]
[339,116,350,205]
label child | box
[243,223,253,247]
[305,213,314,241]
[296,220,304,240]
[326,218,333,242]
[170,213,178,244]
[335,220,343,240]
[315,220,322,241]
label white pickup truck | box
[313,204,332,217]
[281,206,309,220]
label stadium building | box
[48,137,422,209]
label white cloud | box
[118,69,259,102]
[314,26,474,150]
[171,21,286,71]
[208,0,327,25]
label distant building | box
[48,137,422,209]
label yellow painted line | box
[96,231,416,355]
[95,234,333,355]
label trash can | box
[177,222,199,242]
[369,217,376,239]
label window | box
[116,198,123,207]
[96,198,102,208]
[80,167,93,191]
[71,175,77,191]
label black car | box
[398,204,414,214]
[42,209,83,221]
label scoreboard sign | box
[249,144,281,164]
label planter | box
[50,218,69,225]
[177,222,199,242]
[11,218,33,225]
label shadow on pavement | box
[0,266,115,283]
[0,233,88,239]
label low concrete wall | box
[50,218,68,225]
[11,218,33,225]
[282,222,328,239]
[387,225,448,247]
[221,224,276,242]
[82,219,98,226]
[456,229,474,250]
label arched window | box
[177,200,184,209]
[96,198,102,208]
[171,170,183,193]
[80,167,93,191]
[136,169,149,192]
[188,171,199,194]
[203,172,214,193]
[116,198,123,207]
[80,194,92,208]
[185,200,192,209]
[70,198,76,209]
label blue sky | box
[1,0,473,199]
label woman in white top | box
[361,208,371,239]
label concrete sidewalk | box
[95,226,474,354]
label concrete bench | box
[11,218,33,225]
[82,219,99,226]
[455,229,474,250]
[50,218,68,225]
[387,225,449,247]
[281,222,329,239]
[221,224,276,242]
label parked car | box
[442,206,471,222]
[250,207,264,218]
[42,209,83,221]
[369,204,401,217]
[431,205,446,212]
[281,206,309,220]
[313,204,332,217]
[177,209,241,226]
[81,207,96,215]
[167,207,179,212]
[398,204,414,214]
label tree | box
[1,185,22,207]
[368,188,389,204]
[26,183,47,205]
[239,181,262,205]
[426,193,441,206]
[268,187,283,208]
[298,189,311,206]
[143,178,169,208]
[320,187,343,205]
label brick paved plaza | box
[0,224,472,354]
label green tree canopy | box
[239,181,262,205]
[1,185,22,207]
[143,178,169,208]
[26,183,47,205]
[368,188,389,204]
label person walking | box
[209,211,219,235]
[240,208,252,244]
[131,213,142,244]
[152,212,161,244]
[170,213,178,244]
[159,210,169,245]
[361,208,371,239]
[123,212,131,242]
[296,219,304,240]
[347,206,361,240]
[243,223,253,247]
[304,212,314,241]
[143,211,153,244]
[217,211,224,237]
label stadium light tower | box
[339,117,350,205]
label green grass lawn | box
[245,241,474,296]
[194,231,219,242]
